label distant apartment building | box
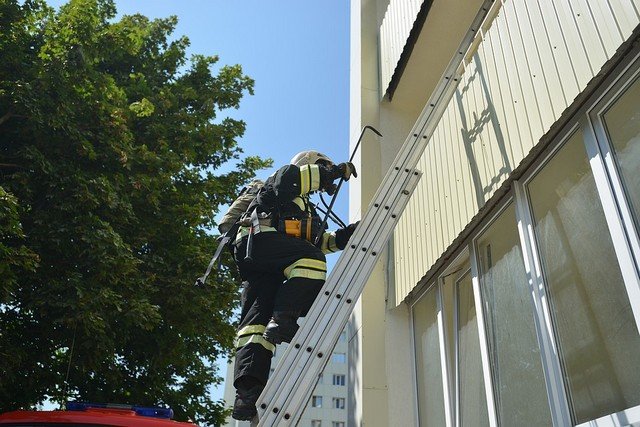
[350,0,640,426]
[222,326,350,427]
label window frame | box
[409,42,640,427]
[585,58,640,332]
[576,53,640,427]
[515,54,640,426]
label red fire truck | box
[0,402,199,426]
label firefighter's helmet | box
[290,150,334,167]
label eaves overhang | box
[382,0,435,101]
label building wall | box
[393,0,640,303]
[353,0,640,426]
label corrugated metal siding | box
[393,0,640,303]
[379,0,424,96]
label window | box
[408,57,640,427]
[456,270,490,427]
[332,422,345,427]
[476,204,552,425]
[331,353,346,363]
[318,373,323,384]
[332,397,345,409]
[412,285,446,426]
[527,131,640,423]
[311,420,322,427]
[339,330,347,342]
[602,75,640,231]
[311,395,322,408]
[332,374,345,386]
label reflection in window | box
[332,353,346,363]
[311,395,323,408]
[413,286,446,426]
[457,271,489,427]
[528,131,640,422]
[476,204,551,425]
[603,75,640,231]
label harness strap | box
[195,236,230,287]
[195,222,240,287]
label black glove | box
[331,162,357,181]
[335,221,359,250]
[319,162,357,194]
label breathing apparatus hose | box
[314,125,382,247]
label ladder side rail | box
[257,166,420,399]
[258,171,422,425]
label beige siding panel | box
[524,0,570,118]
[483,21,519,167]
[440,115,454,243]
[472,47,510,195]
[568,0,611,63]
[537,0,582,103]
[608,0,640,39]
[466,59,494,197]
[432,128,445,257]
[494,10,529,162]
[552,0,597,86]
[393,0,640,303]
[515,1,557,134]
[504,0,540,154]
[379,0,425,95]
[445,102,462,234]
[589,1,626,57]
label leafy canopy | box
[0,0,271,424]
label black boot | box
[263,311,300,344]
[232,384,263,421]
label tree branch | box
[0,111,14,126]
[0,112,28,126]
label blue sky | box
[45,0,351,407]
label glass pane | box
[603,75,640,231]
[413,286,446,426]
[477,204,552,426]
[528,131,640,423]
[457,271,489,427]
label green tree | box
[0,0,271,424]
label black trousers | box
[232,231,327,388]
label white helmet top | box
[290,150,334,167]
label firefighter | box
[231,151,358,421]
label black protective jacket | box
[247,163,339,253]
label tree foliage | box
[0,0,271,424]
